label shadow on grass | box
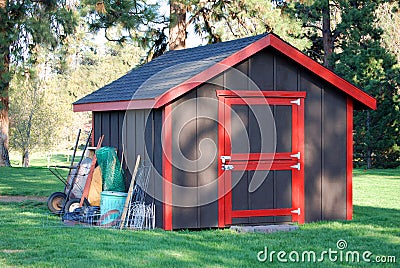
[1,203,399,267]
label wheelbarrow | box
[47,129,92,214]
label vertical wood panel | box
[153,109,164,228]
[249,49,274,90]
[322,87,347,220]
[172,90,198,228]
[249,171,274,224]
[101,113,110,146]
[197,84,219,228]
[118,112,125,161]
[302,71,323,222]
[275,54,298,91]
[225,61,249,90]
[135,110,146,162]
[275,170,292,223]
[94,113,102,145]
[126,110,136,173]
[110,112,119,151]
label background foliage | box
[5,0,400,168]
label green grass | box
[0,167,66,197]
[9,152,82,167]
[0,168,399,267]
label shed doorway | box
[217,91,306,226]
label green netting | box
[96,147,126,192]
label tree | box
[170,0,187,50]
[376,1,400,64]
[285,0,400,168]
[0,0,77,166]
[9,68,62,167]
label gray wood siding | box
[169,47,348,227]
[171,84,219,229]
[93,109,164,228]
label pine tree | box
[285,0,400,168]
[0,0,77,166]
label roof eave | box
[73,98,157,112]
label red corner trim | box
[162,104,173,230]
[346,97,353,220]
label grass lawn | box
[0,167,66,197]
[0,168,399,267]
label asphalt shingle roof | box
[74,34,267,105]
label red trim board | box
[74,33,376,112]
[218,91,305,226]
[217,97,225,227]
[346,98,353,220]
[162,104,173,230]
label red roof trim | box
[268,35,376,110]
[73,33,376,112]
[153,36,271,108]
[154,33,375,109]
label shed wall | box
[93,109,164,228]
[169,47,348,227]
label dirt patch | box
[0,196,47,203]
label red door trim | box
[224,104,233,225]
[232,208,295,218]
[218,91,306,226]
[217,90,307,98]
[346,98,353,220]
[217,98,225,227]
[297,98,305,224]
[162,104,173,230]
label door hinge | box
[291,208,301,215]
[290,98,301,106]
[221,156,231,164]
[290,163,301,170]
[222,164,234,171]
[290,152,301,159]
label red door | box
[217,91,305,226]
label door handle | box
[222,164,234,171]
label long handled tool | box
[119,155,141,230]
[79,135,104,206]
[61,129,92,214]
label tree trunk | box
[169,0,186,50]
[0,0,11,167]
[22,149,29,167]
[322,2,334,70]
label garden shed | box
[73,33,376,230]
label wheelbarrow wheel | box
[47,192,66,214]
[65,198,82,213]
